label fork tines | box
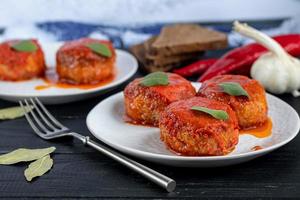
[19,98,69,139]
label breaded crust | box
[159,97,239,156]
[56,38,116,84]
[198,75,268,129]
[124,73,196,126]
[0,39,45,81]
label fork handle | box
[82,136,176,192]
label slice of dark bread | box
[142,36,203,66]
[129,44,173,72]
[130,40,199,72]
[147,52,201,66]
[143,36,157,53]
[150,24,227,56]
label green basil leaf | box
[140,72,169,87]
[11,40,38,52]
[191,106,229,120]
[24,155,53,182]
[0,147,55,165]
[219,82,249,97]
[85,43,112,57]
[0,106,32,120]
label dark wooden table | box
[0,72,299,199]
[0,21,300,198]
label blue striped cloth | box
[35,21,282,48]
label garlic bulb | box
[233,21,300,97]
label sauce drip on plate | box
[239,117,272,138]
[35,69,115,90]
[125,113,272,140]
[251,146,263,151]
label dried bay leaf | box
[0,106,32,120]
[11,40,38,52]
[191,106,229,120]
[219,82,249,97]
[0,147,55,165]
[85,42,112,57]
[140,72,169,87]
[24,155,53,181]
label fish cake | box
[159,97,238,156]
[0,39,45,81]
[124,73,196,126]
[198,75,268,129]
[56,38,116,84]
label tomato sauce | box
[35,68,115,90]
[239,118,272,138]
[251,146,263,151]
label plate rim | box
[86,91,300,162]
[0,49,138,98]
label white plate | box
[86,83,300,167]
[0,42,138,104]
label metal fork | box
[19,98,176,192]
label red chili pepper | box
[198,34,300,82]
[173,58,217,77]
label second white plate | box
[0,42,138,104]
[86,84,300,167]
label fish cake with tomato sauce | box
[56,38,116,84]
[124,73,196,126]
[0,39,45,81]
[198,75,268,129]
[159,97,238,156]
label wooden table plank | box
[0,144,299,198]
